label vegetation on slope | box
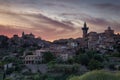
[69,70,120,80]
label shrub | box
[75,54,89,65]
[43,52,56,63]
[109,63,116,70]
[48,64,79,74]
[88,59,103,70]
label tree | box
[43,52,56,63]
[93,54,104,62]
[67,58,75,64]
[108,63,116,70]
[88,59,103,70]
[33,74,41,80]
[76,48,85,55]
[0,61,4,67]
[75,54,90,65]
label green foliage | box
[86,51,96,59]
[43,52,56,63]
[76,48,85,55]
[88,59,103,70]
[32,74,56,80]
[6,68,14,74]
[74,50,108,69]
[3,57,15,63]
[47,61,57,69]
[108,63,116,70]
[33,74,41,80]
[67,58,75,64]
[4,78,12,80]
[45,77,55,80]
[48,64,80,74]
[3,56,22,64]
[0,61,4,66]
[93,54,104,62]
[111,52,120,57]
[69,70,120,80]
[18,48,25,56]
[75,54,89,65]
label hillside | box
[69,70,120,80]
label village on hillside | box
[0,22,120,80]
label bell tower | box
[82,22,89,38]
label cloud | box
[0,24,80,41]
[0,9,79,40]
[81,16,109,26]
[61,20,74,26]
[53,11,120,33]
[44,2,71,8]
[0,0,120,41]
[79,13,120,32]
[94,3,120,11]
[0,9,76,30]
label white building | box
[24,50,47,64]
[25,55,42,64]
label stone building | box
[24,50,47,64]
[24,55,41,64]
[81,22,119,53]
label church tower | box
[82,22,89,38]
[105,26,114,37]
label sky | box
[0,0,120,41]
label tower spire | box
[84,22,87,27]
[82,22,89,38]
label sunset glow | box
[0,0,120,41]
